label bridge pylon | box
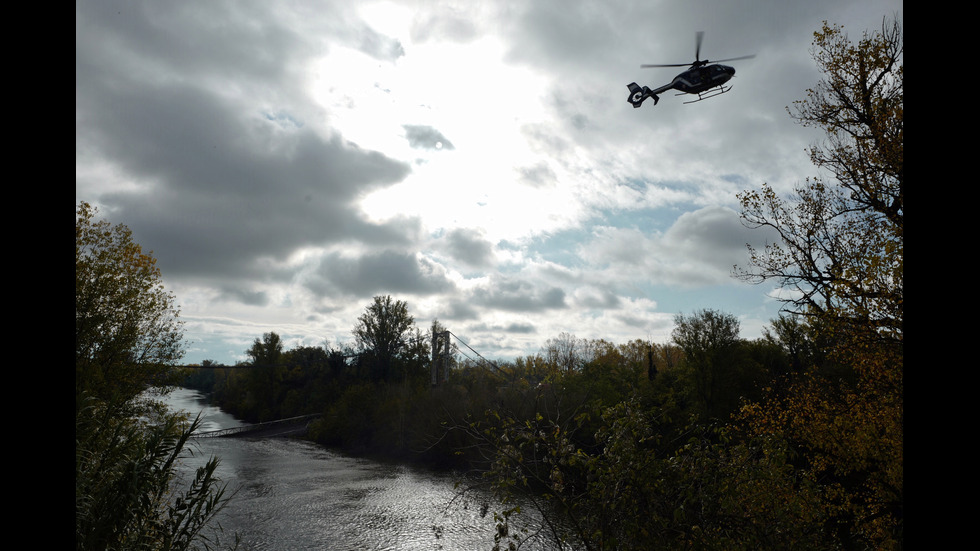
[431,330,451,386]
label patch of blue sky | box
[523,226,595,269]
[638,281,784,340]
[263,111,304,128]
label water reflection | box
[163,388,533,550]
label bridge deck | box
[193,414,320,438]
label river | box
[163,387,556,550]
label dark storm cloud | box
[76,3,297,92]
[502,1,625,68]
[503,322,537,334]
[403,125,455,150]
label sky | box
[76,0,903,366]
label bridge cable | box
[447,330,504,376]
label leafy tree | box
[576,339,655,408]
[247,331,283,367]
[75,202,231,549]
[671,309,744,420]
[401,324,433,384]
[276,345,333,417]
[736,17,903,343]
[655,342,684,371]
[76,201,185,404]
[240,332,285,421]
[282,345,329,372]
[543,331,586,373]
[735,17,903,549]
[352,295,416,382]
[470,394,828,551]
[764,314,816,375]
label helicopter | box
[627,31,754,108]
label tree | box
[470,394,828,551]
[245,332,285,421]
[543,332,588,373]
[75,202,231,549]
[247,331,283,367]
[764,314,814,375]
[736,17,903,343]
[76,201,185,405]
[735,18,903,549]
[672,309,742,419]
[401,324,433,384]
[352,295,415,381]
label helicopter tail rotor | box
[627,82,659,108]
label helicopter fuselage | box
[659,64,735,95]
[627,63,737,108]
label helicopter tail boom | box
[626,82,659,108]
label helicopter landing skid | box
[680,85,731,104]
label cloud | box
[467,321,538,335]
[517,163,558,188]
[571,287,622,310]
[76,2,418,285]
[403,125,456,150]
[410,7,484,43]
[310,250,455,297]
[663,206,760,264]
[443,228,495,268]
[216,287,270,308]
[468,274,568,313]
[579,206,770,288]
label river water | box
[163,388,554,550]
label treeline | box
[184,302,806,467]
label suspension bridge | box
[192,413,322,438]
[179,328,504,384]
[185,328,502,438]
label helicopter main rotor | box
[641,31,755,69]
